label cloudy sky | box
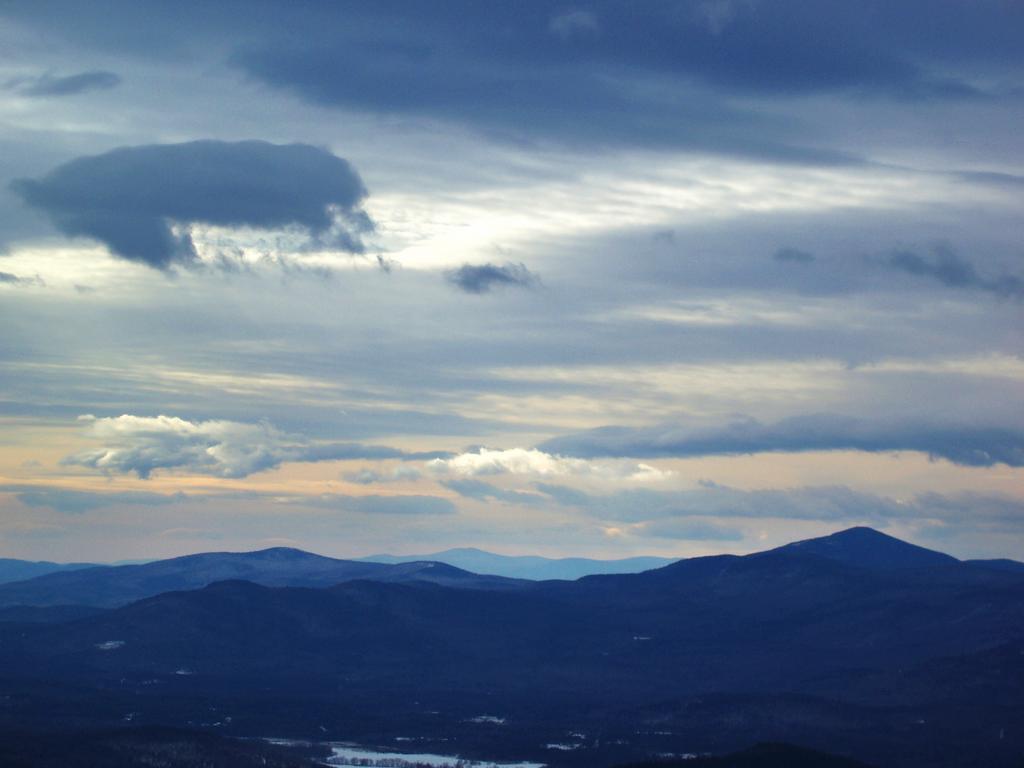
[1,0,1022,563]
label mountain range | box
[0,549,677,590]
[361,548,677,580]
[0,527,1021,767]
[0,558,95,586]
[0,547,522,608]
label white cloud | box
[426,447,671,482]
[629,463,675,482]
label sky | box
[0,0,1021,563]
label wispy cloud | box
[6,70,120,97]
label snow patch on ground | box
[543,743,581,751]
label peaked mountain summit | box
[770,526,960,570]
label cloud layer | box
[220,0,1020,155]
[540,414,1024,467]
[2,485,185,514]
[63,415,439,479]
[0,1,1021,561]
[533,481,1024,530]
[11,140,371,269]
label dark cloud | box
[539,414,1024,467]
[888,245,1023,299]
[221,0,1013,156]
[4,1,1019,160]
[773,247,815,264]
[1,485,185,514]
[446,262,538,294]
[11,1,1020,93]
[954,170,1024,189]
[233,42,853,163]
[10,140,372,270]
[6,70,120,97]
[0,271,43,286]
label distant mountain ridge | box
[0,547,523,608]
[361,547,677,580]
[0,557,96,585]
[2,527,1021,610]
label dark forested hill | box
[0,726,325,768]
[618,742,876,767]
[0,528,1021,767]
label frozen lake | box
[267,739,545,768]
[325,744,545,767]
